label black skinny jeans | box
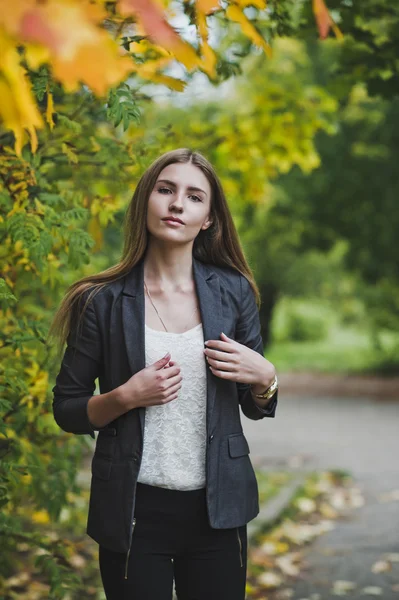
[99,482,248,599]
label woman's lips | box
[162,219,184,226]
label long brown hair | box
[47,148,261,353]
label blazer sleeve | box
[52,290,104,439]
[235,274,278,421]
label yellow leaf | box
[199,40,217,78]
[61,142,78,164]
[145,72,186,90]
[46,85,54,131]
[236,0,267,8]
[21,473,32,485]
[225,4,272,58]
[0,32,43,155]
[132,57,187,90]
[120,0,200,71]
[24,43,50,70]
[88,215,103,251]
[196,7,217,78]
[34,198,46,215]
[32,510,50,524]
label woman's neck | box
[143,246,194,292]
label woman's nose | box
[169,193,184,208]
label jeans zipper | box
[124,517,136,580]
[236,527,243,567]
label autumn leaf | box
[0,31,43,154]
[360,587,383,596]
[195,6,217,78]
[235,0,267,8]
[332,580,357,595]
[312,0,343,40]
[225,4,272,58]
[32,510,50,524]
[45,84,54,130]
[3,0,134,95]
[196,0,220,14]
[119,0,200,71]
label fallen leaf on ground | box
[332,579,356,595]
[360,586,383,595]
[275,589,294,599]
[319,501,339,518]
[347,488,365,508]
[257,571,284,588]
[296,497,317,513]
[371,559,391,573]
[260,540,289,555]
[280,519,335,544]
[377,489,399,503]
[275,552,301,576]
[385,553,399,562]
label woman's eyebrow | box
[156,178,207,197]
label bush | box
[286,308,328,341]
[272,298,331,343]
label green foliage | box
[0,67,139,596]
[106,82,141,131]
[273,298,331,342]
[294,0,399,99]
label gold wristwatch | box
[251,374,278,400]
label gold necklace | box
[144,280,199,333]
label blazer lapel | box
[121,255,222,437]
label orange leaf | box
[196,0,220,14]
[312,0,332,39]
[11,1,133,95]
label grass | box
[266,323,399,375]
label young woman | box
[50,148,279,600]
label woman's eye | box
[157,187,201,202]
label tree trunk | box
[258,283,278,348]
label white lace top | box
[137,322,207,491]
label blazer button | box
[209,435,214,444]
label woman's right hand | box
[118,352,182,410]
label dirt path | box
[279,371,399,400]
[243,380,399,599]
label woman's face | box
[146,162,212,244]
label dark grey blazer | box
[52,255,278,557]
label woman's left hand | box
[203,332,275,387]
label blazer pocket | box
[91,455,112,480]
[95,428,117,458]
[228,433,250,458]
